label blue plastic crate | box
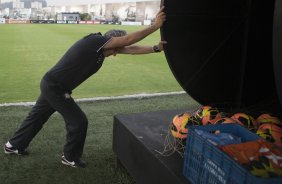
[183,124,282,184]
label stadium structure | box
[0,0,161,24]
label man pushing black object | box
[4,7,167,168]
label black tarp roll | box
[161,0,281,114]
[273,0,282,114]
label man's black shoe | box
[61,155,87,168]
[4,145,29,156]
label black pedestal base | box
[112,109,191,184]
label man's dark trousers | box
[9,76,88,161]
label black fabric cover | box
[273,0,282,113]
[161,0,281,114]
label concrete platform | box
[112,109,191,184]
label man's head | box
[103,29,127,57]
[104,29,127,39]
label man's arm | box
[103,6,166,49]
[117,45,155,55]
[117,40,167,54]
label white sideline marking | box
[0,91,186,107]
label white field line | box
[0,91,186,107]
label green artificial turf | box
[0,93,199,184]
[0,24,182,103]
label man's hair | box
[104,29,127,39]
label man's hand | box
[157,40,167,52]
[103,7,166,49]
[154,6,166,29]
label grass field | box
[0,94,199,184]
[0,24,182,103]
[0,24,195,184]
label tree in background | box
[80,13,92,21]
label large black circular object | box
[161,0,282,114]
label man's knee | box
[80,113,88,129]
[73,112,88,131]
